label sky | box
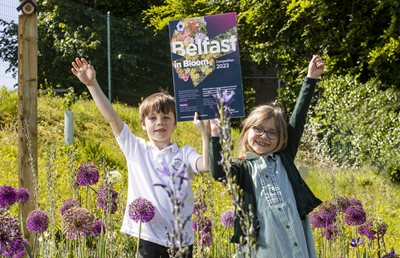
[0,0,19,90]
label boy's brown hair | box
[139,92,176,124]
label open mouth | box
[255,140,267,147]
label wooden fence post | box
[17,0,39,249]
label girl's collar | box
[245,152,276,161]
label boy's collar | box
[148,141,178,152]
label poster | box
[168,12,245,122]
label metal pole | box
[107,11,112,101]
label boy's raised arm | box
[71,57,124,136]
[193,112,210,172]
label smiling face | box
[238,104,288,159]
[246,118,279,155]
[142,111,176,150]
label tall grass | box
[0,89,399,257]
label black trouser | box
[138,239,193,258]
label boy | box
[71,57,210,258]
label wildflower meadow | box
[0,89,399,257]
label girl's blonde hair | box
[238,103,288,159]
[139,91,176,125]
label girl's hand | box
[210,119,221,137]
[307,55,325,79]
[194,112,211,136]
[71,58,96,86]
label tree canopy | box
[144,0,400,88]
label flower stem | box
[136,222,142,258]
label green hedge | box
[304,75,400,181]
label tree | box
[0,0,172,105]
[143,0,400,107]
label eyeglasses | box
[251,126,278,140]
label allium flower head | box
[192,199,206,215]
[382,248,400,258]
[128,197,155,223]
[197,232,212,247]
[358,219,377,240]
[0,185,17,209]
[92,220,106,236]
[358,218,388,240]
[26,209,49,234]
[220,210,234,227]
[310,204,337,228]
[0,209,25,257]
[96,185,118,214]
[192,217,212,233]
[323,224,338,240]
[16,188,30,204]
[334,196,351,212]
[60,198,80,216]
[62,207,94,240]
[76,162,99,186]
[344,205,366,226]
[349,198,363,207]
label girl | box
[210,55,324,257]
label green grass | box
[1,88,399,257]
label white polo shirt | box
[116,123,201,247]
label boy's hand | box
[71,58,96,86]
[210,119,221,137]
[307,55,325,79]
[194,112,211,136]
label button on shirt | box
[247,153,314,258]
[116,123,200,247]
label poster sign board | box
[168,12,245,121]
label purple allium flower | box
[344,205,366,226]
[382,248,400,258]
[60,198,80,216]
[26,209,49,234]
[76,162,100,186]
[193,217,212,233]
[0,209,25,258]
[62,207,94,240]
[192,199,206,215]
[376,220,388,237]
[128,197,155,223]
[5,239,26,258]
[16,188,30,204]
[349,198,363,207]
[92,220,106,236]
[358,218,388,240]
[96,185,118,214]
[349,237,364,247]
[220,210,234,227]
[358,220,377,240]
[197,232,212,247]
[333,196,351,212]
[323,224,338,240]
[310,204,337,228]
[0,185,17,209]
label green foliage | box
[0,88,399,256]
[62,87,77,110]
[0,87,18,128]
[304,75,400,181]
